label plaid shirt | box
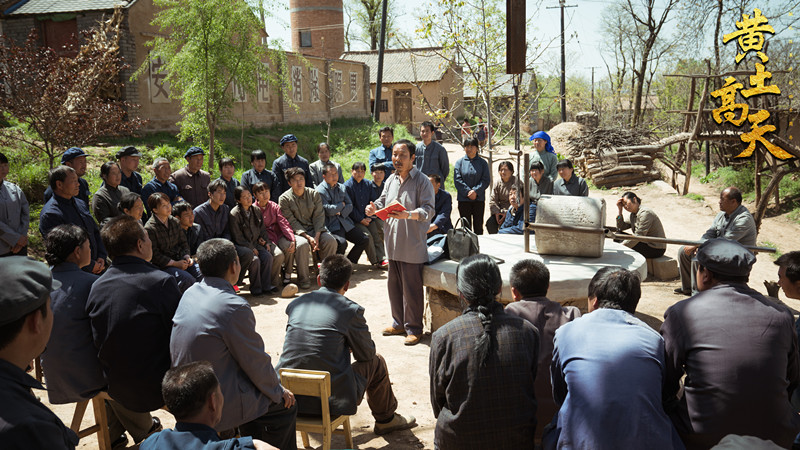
[429,302,539,449]
[144,215,189,268]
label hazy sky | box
[266,0,637,79]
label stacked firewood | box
[569,127,662,188]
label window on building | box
[41,18,78,57]
[370,99,389,113]
[442,97,449,110]
[299,30,312,48]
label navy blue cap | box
[0,257,61,326]
[695,239,755,277]
[184,146,204,158]
[280,134,298,146]
[61,147,86,164]
[116,145,142,159]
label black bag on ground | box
[447,217,479,262]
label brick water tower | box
[290,0,344,59]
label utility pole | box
[547,0,576,123]
[585,66,599,111]
[372,0,388,121]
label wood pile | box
[569,127,663,188]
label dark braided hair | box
[456,254,502,367]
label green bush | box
[3,144,50,202]
[705,164,755,193]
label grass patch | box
[759,241,782,260]
[684,193,705,202]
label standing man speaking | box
[366,139,434,346]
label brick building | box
[0,0,370,131]
[342,48,464,135]
[290,0,344,60]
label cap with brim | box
[280,134,298,146]
[61,147,86,164]
[184,146,204,158]
[0,257,61,326]
[694,238,755,277]
[116,146,142,159]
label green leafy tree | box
[344,0,400,50]
[135,0,283,171]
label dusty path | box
[51,143,800,449]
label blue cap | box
[280,134,298,146]
[184,146,204,158]
[61,147,86,164]
[695,239,755,277]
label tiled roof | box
[341,48,453,84]
[8,0,131,15]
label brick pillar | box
[289,0,344,59]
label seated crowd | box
[2,127,800,450]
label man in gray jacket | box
[675,186,757,295]
[276,255,415,436]
[170,239,297,450]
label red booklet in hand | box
[375,200,406,221]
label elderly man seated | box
[316,163,370,265]
[662,239,800,448]
[171,239,298,450]
[87,215,180,436]
[140,361,276,450]
[675,186,756,296]
[41,224,160,448]
[141,157,183,216]
[39,165,106,274]
[276,255,416,436]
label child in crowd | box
[345,162,387,268]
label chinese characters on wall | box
[711,8,792,159]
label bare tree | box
[0,8,145,167]
[621,0,681,128]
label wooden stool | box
[70,391,112,450]
[279,369,354,450]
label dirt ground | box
[47,143,800,449]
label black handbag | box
[447,217,480,262]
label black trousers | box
[485,214,502,234]
[332,227,370,264]
[632,241,666,259]
[457,201,485,235]
[239,401,298,450]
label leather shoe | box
[404,334,421,346]
[374,413,416,435]
[382,326,406,336]
[673,288,691,296]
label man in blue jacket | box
[316,163,370,265]
[141,361,277,450]
[39,165,106,273]
[369,126,395,176]
[43,147,90,205]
